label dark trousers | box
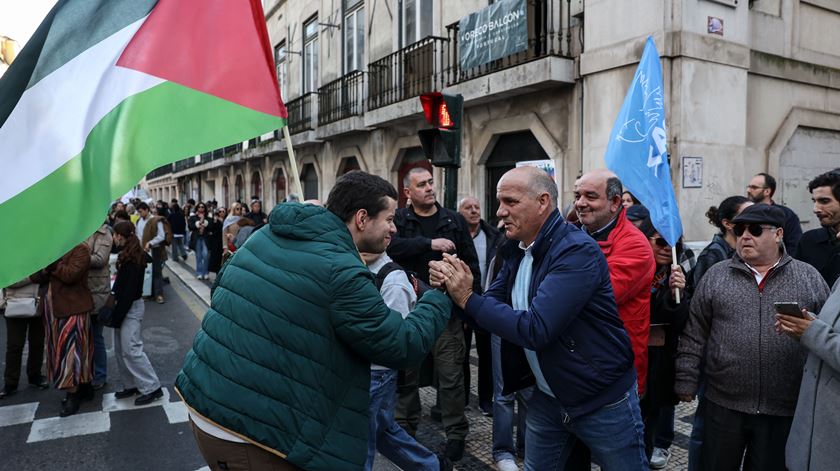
[4,315,45,387]
[151,246,166,296]
[396,315,468,440]
[463,326,493,406]
[701,399,792,471]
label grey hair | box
[526,168,559,209]
[403,167,432,189]
[457,196,479,210]
[606,176,623,201]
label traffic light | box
[418,92,463,168]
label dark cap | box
[730,203,785,227]
[625,204,650,222]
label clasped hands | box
[428,253,474,309]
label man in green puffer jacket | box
[176,171,453,470]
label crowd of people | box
[2,166,839,471]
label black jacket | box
[112,258,147,323]
[477,220,504,279]
[777,203,803,256]
[796,226,840,288]
[387,203,481,292]
[168,208,187,235]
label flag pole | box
[672,246,681,304]
[282,125,303,200]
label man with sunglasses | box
[746,173,803,255]
[675,203,829,471]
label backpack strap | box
[374,262,405,292]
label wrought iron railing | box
[286,92,317,134]
[318,70,365,125]
[368,36,449,110]
[173,157,195,172]
[445,0,571,86]
[146,163,173,179]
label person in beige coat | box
[85,223,113,389]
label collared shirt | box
[513,240,555,398]
[473,228,487,284]
[744,257,782,285]
[586,215,620,242]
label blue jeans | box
[492,334,532,462]
[194,238,209,276]
[688,381,706,471]
[170,236,186,261]
[92,317,107,384]
[525,388,648,471]
[365,369,438,471]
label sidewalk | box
[164,250,213,307]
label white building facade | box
[145,0,840,241]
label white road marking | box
[195,467,210,471]
[101,387,171,412]
[0,402,39,427]
[26,411,110,443]
[163,401,189,424]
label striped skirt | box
[43,291,93,390]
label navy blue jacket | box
[463,210,635,418]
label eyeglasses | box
[733,223,777,237]
[649,237,682,252]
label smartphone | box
[774,302,805,318]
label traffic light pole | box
[443,167,458,210]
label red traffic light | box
[420,92,455,129]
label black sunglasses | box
[650,236,682,251]
[734,223,776,237]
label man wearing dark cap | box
[675,203,829,471]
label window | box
[274,168,287,205]
[303,16,319,93]
[301,164,319,200]
[344,1,365,72]
[222,176,229,207]
[275,41,287,100]
[251,171,263,202]
[401,0,432,46]
[235,174,244,203]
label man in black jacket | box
[167,201,188,262]
[458,196,502,416]
[796,169,840,287]
[387,167,481,461]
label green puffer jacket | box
[176,203,452,470]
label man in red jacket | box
[574,169,655,395]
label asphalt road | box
[0,271,208,471]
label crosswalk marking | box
[101,387,172,412]
[163,401,189,424]
[27,411,111,443]
[0,402,39,428]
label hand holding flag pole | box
[604,36,684,303]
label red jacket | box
[597,209,655,395]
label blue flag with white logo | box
[605,36,683,247]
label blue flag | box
[605,36,683,246]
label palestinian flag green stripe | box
[0,82,284,285]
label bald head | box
[458,196,481,229]
[574,169,624,232]
[495,167,558,245]
[500,166,559,210]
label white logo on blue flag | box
[605,36,683,246]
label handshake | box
[428,253,475,309]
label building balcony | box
[444,0,573,87]
[318,70,365,126]
[286,92,318,135]
[367,36,450,112]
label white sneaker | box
[650,447,670,469]
[496,458,519,471]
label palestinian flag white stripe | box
[0,17,162,206]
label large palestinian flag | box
[0,0,286,287]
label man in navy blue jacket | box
[431,166,647,470]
